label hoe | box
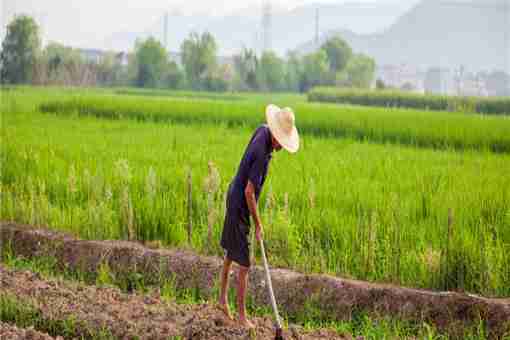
[259,238,285,340]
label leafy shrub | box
[308,87,510,116]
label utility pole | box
[0,0,6,43]
[315,7,319,47]
[456,65,465,96]
[1,1,15,43]
[262,1,272,53]
[163,12,169,51]
[506,0,510,94]
[39,12,48,47]
[253,30,259,54]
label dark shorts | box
[220,186,251,267]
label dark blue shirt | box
[229,125,273,225]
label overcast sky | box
[2,0,415,17]
[1,0,420,48]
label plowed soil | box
[0,265,347,339]
[0,322,59,340]
[2,222,510,339]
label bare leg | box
[237,265,254,328]
[218,256,233,320]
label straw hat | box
[265,104,300,153]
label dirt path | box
[2,222,509,338]
[0,322,59,340]
[0,265,347,340]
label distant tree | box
[345,54,375,88]
[161,60,184,89]
[134,37,168,88]
[376,78,386,90]
[126,52,138,85]
[335,70,350,87]
[181,32,217,90]
[300,50,330,92]
[257,51,285,91]
[96,52,119,86]
[110,55,130,87]
[32,42,65,85]
[424,67,443,94]
[44,42,80,65]
[0,15,41,84]
[218,63,235,88]
[203,68,229,92]
[401,82,415,92]
[39,42,80,85]
[33,42,100,87]
[285,51,302,92]
[233,48,258,91]
[321,36,352,73]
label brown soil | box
[1,222,509,338]
[0,322,59,340]
[0,265,347,340]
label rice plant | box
[308,86,510,116]
[2,87,510,297]
[38,93,510,153]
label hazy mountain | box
[296,0,510,72]
[103,13,211,52]
[103,1,416,55]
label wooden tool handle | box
[259,238,283,329]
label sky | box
[0,0,419,48]
[2,0,415,18]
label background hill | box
[295,0,510,72]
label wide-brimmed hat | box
[265,104,299,153]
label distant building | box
[115,52,129,66]
[483,71,510,97]
[459,74,488,97]
[168,51,234,69]
[78,49,131,66]
[377,64,501,97]
[376,64,424,93]
[168,52,183,66]
[79,49,106,64]
[376,65,399,88]
[424,67,453,95]
[217,55,235,68]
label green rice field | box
[1,87,510,297]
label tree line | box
[0,15,375,92]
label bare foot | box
[238,317,255,329]
[216,303,233,321]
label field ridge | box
[2,222,509,339]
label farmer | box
[217,104,299,328]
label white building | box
[115,52,129,67]
[376,64,425,93]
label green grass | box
[2,87,510,297]
[37,92,510,153]
[115,88,247,101]
[114,87,305,104]
[308,86,510,116]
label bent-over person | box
[217,104,300,328]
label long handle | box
[259,238,283,329]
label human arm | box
[245,180,263,241]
